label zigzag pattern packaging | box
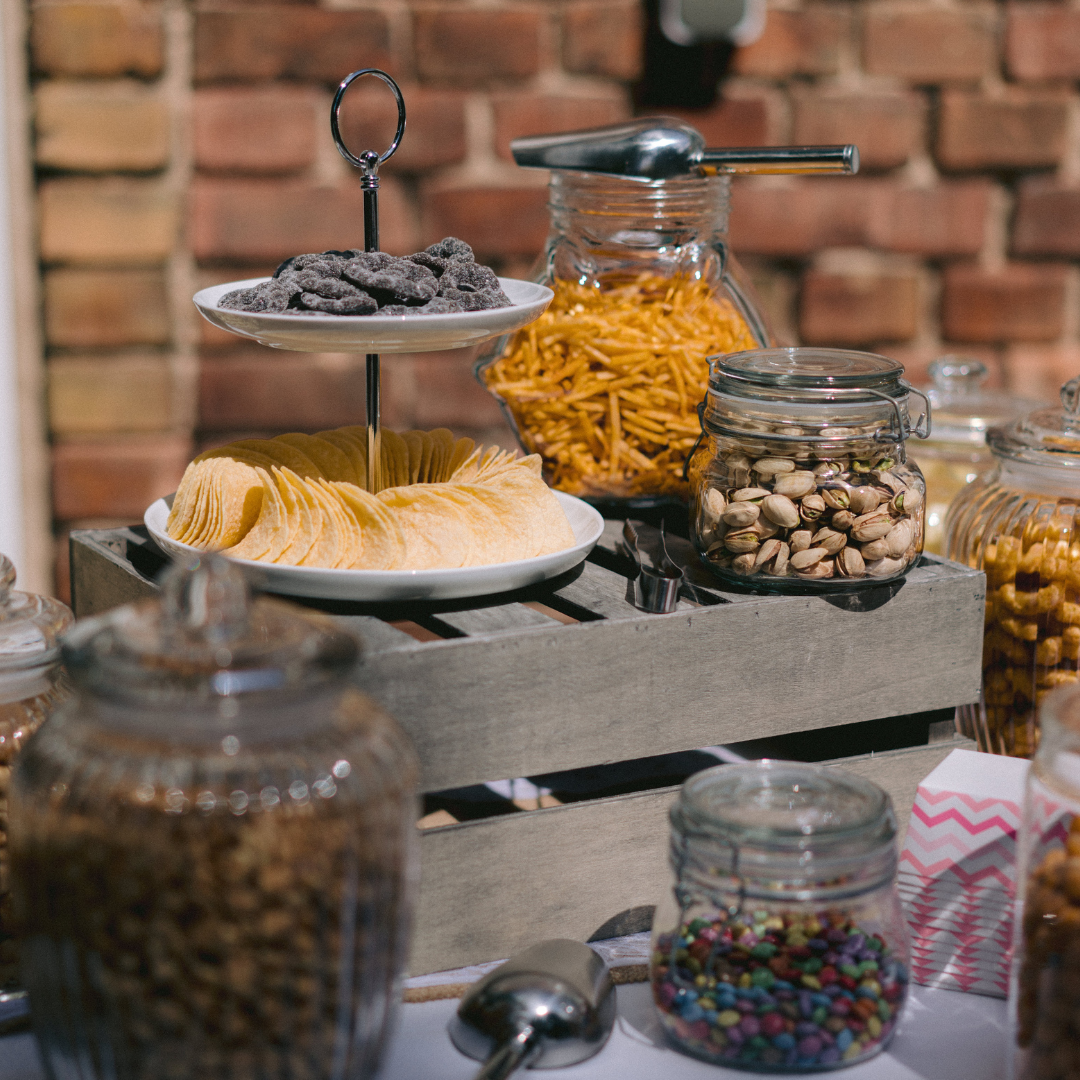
[898,748,1029,998]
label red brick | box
[800,269,920,346]
[1007,5,1080,81]
[876,183,992,257]
[732,8,850,78]
[194,9,390,83]
[937,91,1069,170]
[864,8,997,83]
[422,186,549,260]
[336,84,467,172]
[1013,180,1080,257]
[942,264,1068,343]
[194,87,317,176]
[414,10,542,83]
[191,177,419,263]
[793,92,923,171]
[31,3,163,77]
[412,349,509,429]
[664,97,771,147]
[52,436,191,520]
[199,352,371,431]
[44,268,170,347]
[492,95,628,162]
[563,1,643,80]
[1004,344,1080,402]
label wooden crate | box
[70,526,984,973]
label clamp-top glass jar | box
[8,555,418,1080]
[477,171,768,508]
[947,376,1080,758]
[686,348,930,590]
[0,553,72,994]
[651,762,909,1071]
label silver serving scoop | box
[511,116,858,180]
[449,939,616,1080]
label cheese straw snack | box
[482,274,758,499]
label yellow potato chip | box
[447,436,476,479]
[299,476,356,568]
[274,468,322,565]
[325,481,408,570]
[428,428,456,482]
[206,458,265,549]
[377,485,473,569]
[216,439,324,479]
[402,431,425,485]
[274,434,352,484]
[222,467,283,561]
[380,429,410,489]
[314,429,367,486]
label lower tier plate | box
[144,491,604,601]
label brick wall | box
[28,0,1080,596]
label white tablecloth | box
[0,982,1008,1080]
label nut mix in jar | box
[0,552,72,993]
[8,555,418,1080]
[947,377,1080,757]
[687,349,930,590]
[477,170,767,505]
[651,762,909,1071]
[1010,683,1080,1080]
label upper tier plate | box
[194,276,553,354]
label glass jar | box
[686,348,930,591]
[946,377,1080,758]
[0,553,72,994]
[914,357,1044,555]
[1009,683,1080,1079]
[651,761,909,1071]
[476,170,768,508]
[8,555,418,1080]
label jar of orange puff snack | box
[476,171,769,509]
[947,376,1080,757]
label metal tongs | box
[622,520,683,614]
[511,117,858,180]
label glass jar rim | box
[711,348,907,401]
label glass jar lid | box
[0,553,73,674]
[988,375,1080,471]
[925,356,1043,447]
[62,554,358,706]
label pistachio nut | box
[851,510,894,542]
[723,502,760,527]
[732,553,758,575]
[885,518,914,557]
[836,546,866,577]
[831,509,855,531]
[796,559,835,580]
[873,457,895,472]
[790,546,828,570]
[860,537,891,560]
[752,457,796,479]
[811,527,847,555]
[821,488,850,510]
[848,486,882,515]
[704,488,726,521]
[768,542,790,576]
[799,493,827,523]
[790,529,813,553]
[754,538,783,569]
[890,486,922,515]
[874,470,905,494]
[813,461,844,478]
[724,528,761,554]
[762,493,801,529]
[731,486,771,503]
[866,556,905,578]
[772,471,817,499]
[754,517,781,540]
[851,459,872,474]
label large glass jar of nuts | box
[8,555,418,1080]
[0,553,72,996]
[651,762,909,1072]
[1010,683,1080,1079]
[946,377,1080,758]
[477,170,768,510]
[687,348,930,590]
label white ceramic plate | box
[144,491,604,602]
[193,276,553,354]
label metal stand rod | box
[363,174,381,493]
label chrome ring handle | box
[330,68,406,175]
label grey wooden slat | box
[356,561,985,792]
[69,532,158,617]
[552,559,643,620]
[410,737,973,974]
[433,603,565,636]
[331,615,423,653]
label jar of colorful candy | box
[651,761,909,1071]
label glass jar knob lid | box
[987,374,1080,470]
[0,551,74,673]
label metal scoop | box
[511,116,858,180]
[449,939,616,1080]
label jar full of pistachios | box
[686,349,931,591]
